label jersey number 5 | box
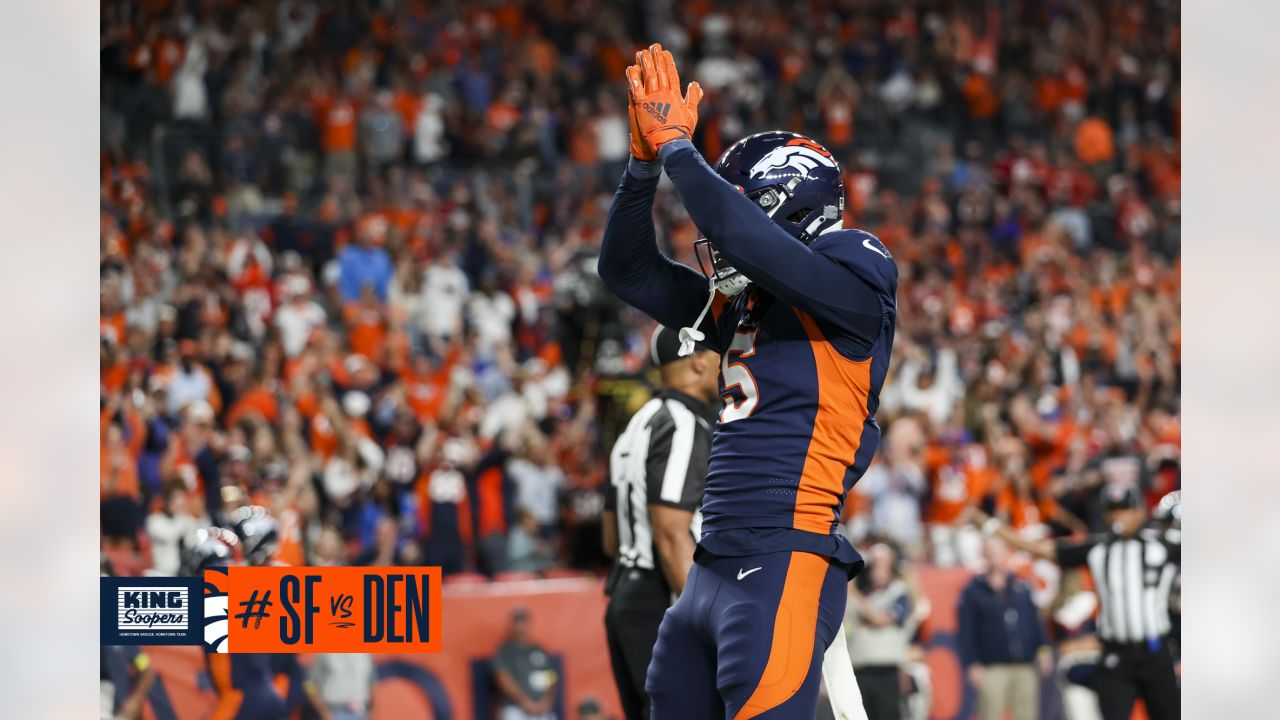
[720,330,759,423]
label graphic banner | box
[104,567,442,654]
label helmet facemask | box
[693,175,842,296]
[695,237,750,296]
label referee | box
[602,326,721,720]
[969,483,1180,720]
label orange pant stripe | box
[734,551,829,719]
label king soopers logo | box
[102,576,201,646]
[118,587,189,629]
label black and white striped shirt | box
[607,389,716,571]
[1057,529,1181,644]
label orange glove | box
[627,43,703,152]
[627,98,657,161]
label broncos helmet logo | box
[203,566,230,653]
[747,139,837,180]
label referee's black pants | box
[604,567,671,720]
[1094,640,1180,720]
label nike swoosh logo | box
[862,236,891,259]
[736,567,762,581]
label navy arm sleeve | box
[597,159,722,349]
[1055,536,1101,569]
[658,140,883,343]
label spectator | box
[170,36,208,122]
[468,273,517,355]
[275,277,326,357]
[507,507,555,575]
[420,250,470,344]
[144,482,201,576]
[361,90,405,170]
[275,1,318,54]
[101,422,143,545]
[1074,117,1116,168]
[957,536,1052,720]
[305,653,376,720]
[162,341,220,418]
[413,93,449,166]
[417,438,475,575]
[337,219,393,304]
[469,442,515,575]
[506,436,565,540]
[320,91,359,182]
[355,516,414,567]
[883,344,965,426]
[493,608,558,720]
[846,543,915,720]
[855,418,928,554]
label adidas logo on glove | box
[641,101,671,123]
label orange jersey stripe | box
[792,311,873,534]
[734,551,829,719]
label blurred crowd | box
[100,0,1179,591]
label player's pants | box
[646,549,847,719]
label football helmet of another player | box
[696,131,845,295]
[179,526,240,576]
[229,505,280,567]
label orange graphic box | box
[224,566,442,653]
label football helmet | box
[229,505,280,567]
[179,526,240,575]
[697,131,845,295]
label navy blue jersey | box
[599,140,897,572]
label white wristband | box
[982,518,1001,538]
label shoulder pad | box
[809,229,898,296]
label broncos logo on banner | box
[748,139,837,180]
[203,567,230,653]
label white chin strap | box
[679,276,719,357]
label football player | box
[598,44,898,719]
[226,506,308,717]
[228,505,282,567]
[181,526,289,720]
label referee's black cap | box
[1102,483,1143,511]
[650,325,712,366]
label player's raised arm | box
[597,52,719,343]
[661,139,885,338]
[597,158,710,332]
[629,45,889,347]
